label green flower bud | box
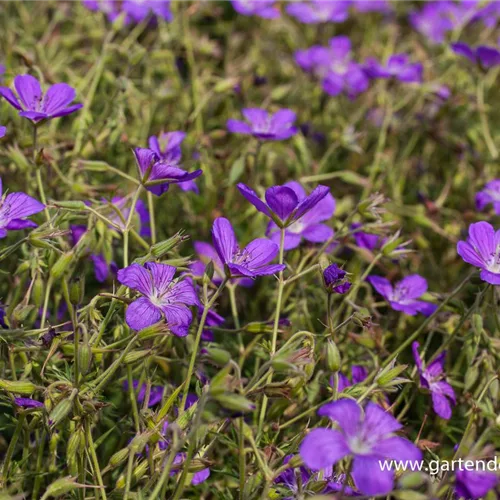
[50,252,74,281]
[214,393,256,413]
[0,379,37,395]
[109,447,129,469]
[40,477,86,500]
[70,276,85,306]
[201,346,231,366]
[48,390,77,427]
[124,349,152,364]
[325,340,341,372]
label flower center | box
[347,435,372,455]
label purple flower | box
[363,54,423,83]
[117,262,199,335]
[0,74,82,123]
[211,217,285,278]
[237,182,333,250]
[231,0,280,19]
[122,0,173,23]
[333,365,368,392]
[452,43,500,69]
[189,241,253,287]
[264,183,335,250]
[0,305,7,328]
[409,2,457,44]
[0,126,6,138]
[105,196,151,237]
[351,223,382,251]
[367,274,437,316]
[123,380,164,407]
[476,179,500,215]
[227,108,297,141]
[14,398,44,409]
[323,263,351,294]
[0,178,45,238]
[295,37,369,99]
[171,452,211,485]
[300,399,422,496]
[148,131,198,193]
[351,0,391,13]
[412,342,456,420]
[286,1,349,24]
[457,221,500,285]
[133,147,202,196]
[455,466,498,499]
[200,306,225,342]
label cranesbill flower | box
[351,0,391,13]
[351,223,382,251]
[117,262,199,335]
[286,1,349,24]
[123,380,164,407]
[412,342,455,420]
[0,125,5,138]
[0,305,7,328]
[452,43,500,69]
[0,178,44,238]
[227,108,297,141]
[265,183,335,250]
[148,131,198,193]
[368,274,437,316]
[171,452,210,485]
[457,221,500,285]
[363,54,423,83]
[295,37,369,99]
[300,399,422,496]
[105,196,151,237]
[0,74,82,123]
[333,365,368,392]
[323,263,351,294]
[211,217,285,278]
[409,3,456,44]
[455,463,498,499]
[476,179,500,215]
[14,398,44,409]
[237,182,332,246]
[189,241,253,287]
[231,0,280,19]
[133,147,202,196]
[122,0,173,23]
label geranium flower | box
[295,36,369,99]
[227,108,297,141]
[133,147,202,196]
[476,179,500,215]
[455,461,497,499]
[14,398,44,409]
[323,263,351,294]
[237,182,333,250]
[452,43,500,69]
[0,74,82,123]
[122,380,164,407]
[83,0,173,24]
[211,217,285,277]
[367,274,437,316]
[0,125,5,138]
[457,221,500,285]
[363,54,423,83]
[286,0,349,24]
[117,262,199,335]
[231,0,279,19]
[0,178,45,238]
[412,342,456,420]
[148,131,198,193]
[300,399,422,496]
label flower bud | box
[52,200,88,210]
[0,379,37,395]
[214,393,256,413]
[322,263,351,294]
[325,341,341,372]
[32,274,44,308]
[41,477,83,499]
[109,447,129,469]
[115,460,149,489]
[50,252,74,281]
[48,390,77,427]
[124,349,152,364]
[376,363,408,388]
[70,276,85,306]
[201,346,231,366]
[150,231,188,258]
[78,339,93,376]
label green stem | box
[85,420,107,500]
[127,365,141,433]
[147,191,156,245]
[1,412,25,484]
[40,277,53,329]
[123,185,143,268]
[477,77,498,159]
[179,278,228,413]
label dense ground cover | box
[0,1,500,498]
